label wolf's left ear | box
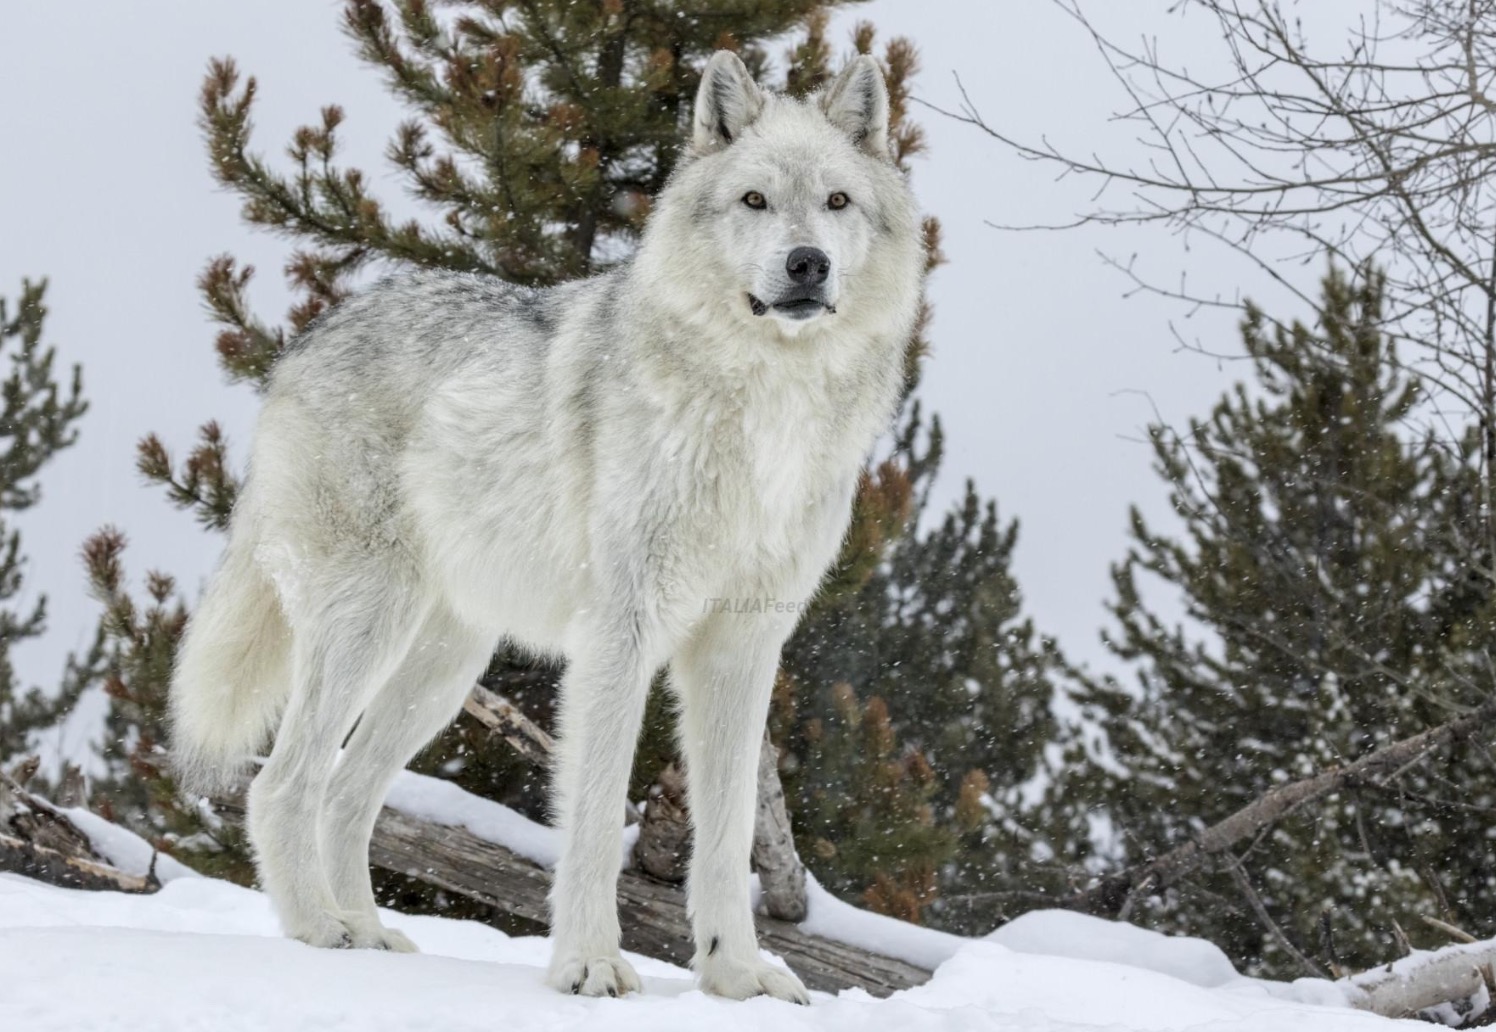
[820,55,891,159]
[693,51,765,155]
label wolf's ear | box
[819,55,891,159]
[692,51,765,155]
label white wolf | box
[169,50,923,1003]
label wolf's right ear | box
[820,55,891,159]
[692,51,765,156]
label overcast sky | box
[0,1,1357,765]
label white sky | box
[0,1,1361,748]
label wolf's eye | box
[742,191,767,210]
[828,192,850,210]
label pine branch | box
[136,424,240,531]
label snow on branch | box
[1346,938,1496,1021]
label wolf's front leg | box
[546,639,652,997]
[673,619,810,1005]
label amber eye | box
[828,191,850,210]
[743,191,767,210]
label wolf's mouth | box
[748,294,837,319]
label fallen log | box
[368,804,928,996]
[0,764,155,895]
[1346,938,1496,1019]
[0,831,156,894]
[210,787,929,996]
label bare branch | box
[1223,852,1329,979]
[936,0,1496,450]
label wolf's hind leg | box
[321,605,494,951]
[247,572,425,950]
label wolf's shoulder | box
[339,267,545,325]
[281,267,558,357]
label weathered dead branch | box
[0,764,154,894]
[752,730,807,922]
[463,683,554,766]
[1084,697,1496,917]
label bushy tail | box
[169,530,292,798]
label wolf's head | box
[639,51,922,342]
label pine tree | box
[779,404,1067,930]
[784,678,954,922]
[1064,268,1496,976]
[0,281,88,775]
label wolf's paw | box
[698,956,810,1005]
[288,911,357,950]
[546,950,641,998]
[347,918,419,953]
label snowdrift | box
[0,777,1425,1031]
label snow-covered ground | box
[0,780,1425,1031]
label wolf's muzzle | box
[749,248,837,320]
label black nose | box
[786,246,831,287]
